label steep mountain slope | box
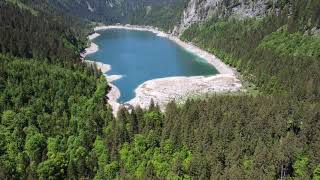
[180,0,320,99]
[1,0,320,179]
[173,0,272,34]
[0,1,111,179]
[0,0,88,62]
[174,0,320,34]
[45,0,188,31]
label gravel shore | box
[87,24,243,114]
[94,25,236,75]
[81,33,122,115]
[127,74,242,110]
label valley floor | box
[83,25,243,113]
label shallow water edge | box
[83,25,243,115]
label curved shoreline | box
[85,24,243,114]
[94,25,236,75]
[81,33,122,116]
[80,32,101,57]
[127,74,242,110]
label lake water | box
[87,29,218,102]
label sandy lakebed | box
[82,24,243,115]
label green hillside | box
[45,0,188,31]
[0,0,320,179]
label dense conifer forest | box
[44,0,188,31]
[181,0,320,100]
[0,0,88,63]
[0,0,320,179]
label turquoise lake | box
[87,29,218,102]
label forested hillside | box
[0,1,111,178]
[0,0,88,63]
[177,0,320,178]
[1,0,320,179]
[46,0,188,31]
[181,0,320,99]
[0,0,190,179]
[3,0,184,32]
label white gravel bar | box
[85,24,243,114]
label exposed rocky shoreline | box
[94,25,236,75]
[81,32,122,116]
[84,24,243,114]
[127,74,242,110]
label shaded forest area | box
[0,1,87,64]
[125,0,187,31]
[45,0,188,31]
[0,0,320,179]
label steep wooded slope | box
[46,0,188,31]
[174,0,320,34]
[181,0,320,99]
[1,0,320,179]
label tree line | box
[181,0,320,100]
[0,1,87,64]
[0,0,320,179]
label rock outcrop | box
[173,0,277,35]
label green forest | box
[0,0,320,179]
[39,0,188,31]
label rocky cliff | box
[173,0,278,35]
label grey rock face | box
[310,27,320,36]
[173,0,276,35]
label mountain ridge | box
[173,0,320,34]
[1,0,320,179]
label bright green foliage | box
[120,135,192,179]
[293,156,309,178]
[93,136,109,167]
[1,110,16,127]
[1,0,320,179]
[91,136,110,179]
[25,127,46,163]
[243,159,254,171]
[37,137,67,179]
[143,111,163,131]
[313,165,320,180]
[259,30,320,57]
[0,54,112,179]
[37,153,67,179]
